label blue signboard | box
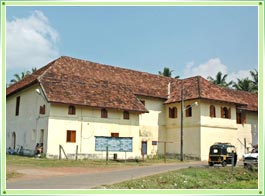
[95,136,133,152]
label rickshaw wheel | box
[222,161,227,167]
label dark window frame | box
[236,111,246,124]
[101,108,108,118]
[39,105,46,115]
[210,105,216,118]
[221,107,231,119]
[68,105,76,115]
[185,105,192,117]
[169,107,177,118]
[123,111,130,120]
[15,96,20,116]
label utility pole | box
[180,81,184,161]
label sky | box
[5,5,258,83]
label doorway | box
[141,141,147,155]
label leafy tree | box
[158,67,180,79]
[207,71,232,88]
[9,67,37,86]
[233,78,255,92]
[250,69,258,93]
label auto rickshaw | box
[208,142,237,167]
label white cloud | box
[183,58,252,82]
[227,70,252,83]
[6,10,59,72]
[183,58,228,79]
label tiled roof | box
[166,76,257,111]
[6,56,258,112]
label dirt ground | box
[7,165,130,182]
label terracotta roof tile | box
[7,56,258,112]
[165,76,257,111]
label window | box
[66,130,76,143]
[101,109,108,118]
[169,107,177,118]
[221,107,231,119]
[15,96,20,116]
[236,111,246,124]
[68,105,76,115]
[185,105,192,117]
[123,111,130,120]
[111,132,119,137]
[39,105,46,114]
[209,105,216,118]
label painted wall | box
[138,96,166,157]
[6,85,257,161]
[165,100,201,158]
[6,85,49,153]
[165,99,257,161]
[46,104,141,159]
[199,100,256,160]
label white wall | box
[165,100,201,158]
[46,104,141,159]
[138,96,166,157]
[6,84,49,152]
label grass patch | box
[6,155,181,168]
[6,171,23,180]
[100,166,258,189]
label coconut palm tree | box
[207,71,232,88]
[10,72,28,84]
[250,69,258,93]
[9,67,37,85]
[232,78,254,92]
[158,67,180,78]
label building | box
[6,56,258,160]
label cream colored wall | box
[47,104,140,159]
[6,85,49,152]
[165,99,257,161]
[199,100,256,160]
[165,100,201,158]
[138,96,166,157]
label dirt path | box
[7,165,132,182]
[6,161,207,189]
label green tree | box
[233,78,255,92]
[9,67,37,85]
[207,71,232,88]
[158,67,180,79]
[250,69,258,93]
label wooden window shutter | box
[236,112,241,124]
[101,109,108,118]
[228,108,231,119]
[173,107,177,118]
[67,130,76,142]
[169,107,172,118]
[40,105,46,114]
[68,105,76,115]
[210,105,215,118]
[123,111,129,119]
[242,112,246,124]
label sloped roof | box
[166,76,257,111]
[7,56,174,113]
[6,56,258,112]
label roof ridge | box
[60,56,176,82]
